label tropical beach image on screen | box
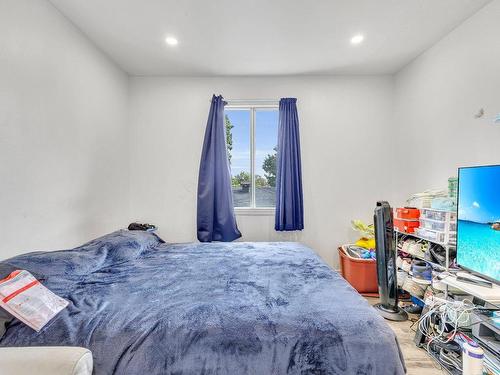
[457,165,500,281]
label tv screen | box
[457,165,500,283]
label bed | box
[0,230,405,374]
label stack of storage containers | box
[416,209,457,246]
[394,208,420,233]
[448,177,458,200]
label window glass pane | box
[225,109,251,208]
[255,109,278,207]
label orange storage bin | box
[395,207,420,220]
[338,247,378,297]
[393,218,420,233]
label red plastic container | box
[338,247,378,297]
[395,207,420,220]
[393,218,420,233]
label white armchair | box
[0,346,92,375]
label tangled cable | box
[416,297,477,371]
[438,347,462,371]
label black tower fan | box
[373,201,408,321]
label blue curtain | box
[197,95,241,242]
[275,98,304,231]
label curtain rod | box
[209,98,279,105]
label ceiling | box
[49,0,491,76]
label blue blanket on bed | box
[0,230,405,374]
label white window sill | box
[235,208,275,216]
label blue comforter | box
[0,230,405,374]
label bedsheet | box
[0,230,405,374]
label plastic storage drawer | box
[420,208,457,222]
[394,218,420,233]
[415,227,456,244]
[395,207,420,220]
[419,218,457,232]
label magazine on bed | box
[0,270,68,331]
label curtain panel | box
[275,98,304,231]
[197,95,241,242]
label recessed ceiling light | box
[350,34,364,45]
[165,36,178,46]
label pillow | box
[85,230,165,265]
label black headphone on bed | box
[127,223,157,231]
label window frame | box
[225,100,278,215]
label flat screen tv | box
[457,165,500,283]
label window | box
[225,103,278,209]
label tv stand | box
[456,271,493,288]
[439,272,500,305]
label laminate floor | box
[365,297,446,375]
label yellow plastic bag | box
[355,238,375,249]
[351,220,375,249]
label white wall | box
[2,0,498,268]
[0,0,130,258]
[129,0,500,268]
[129,76,395,267]
[393,0,500,205]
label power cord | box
[415,296,477,372]
[439,347,462,371]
